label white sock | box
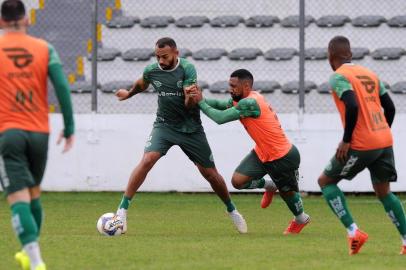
[23,242,44,270]
[401,235,406,246]
[117,208,127,219]
[264,179,277,192]
[346,223,359,237]
[295,212,310,224]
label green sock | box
[281,192,304,216]
[225,199,236,213]
[241,178,265,189]
[321,184,354,228]
[30,198,43,235]
[118,195,132,210]
[11,202,38,245]
[379,193,406,238]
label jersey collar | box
[158,58,180,72]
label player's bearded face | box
[156,46,178,70]
[229,78,243,102]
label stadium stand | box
[387,15,406,27]
[264,48,297,60]
[106,15,138,28]
[228,48,263,60]
[175,16,210,28]
[210,15,245,27]
[140,16,175,28]
[280,15,315,27]
[351,15,387,27]
[122,48,154,61]
[304,48,328,60]
[315,15,351,27]
[244,15,280,27]
[371,47,405,60]
[192,48,228,60]
[281,81,317,94]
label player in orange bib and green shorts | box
[318,36,406,255]
[0,1,74,269]
[192,69,310,235]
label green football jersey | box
[143,58,201,133]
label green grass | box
[1,193,405,270]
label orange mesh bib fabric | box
[235,91,291,162]
[0,32,50,133]
[333,64,392,150]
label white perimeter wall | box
[31,113,406,193]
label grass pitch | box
[1,192,405,270]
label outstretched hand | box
[115,89,130,101]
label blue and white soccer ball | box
[96,212,124,236]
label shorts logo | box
[340,155,358,176]
[325,161,333,172]
[145,135,152,149]
[209,153,214,162]
[3,48,33,68]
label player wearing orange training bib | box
[193,69,310,235]
[318,36,406,256]
[0,1,74,269]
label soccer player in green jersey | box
[114,37,247,234]
[0,1,75,269]
[189,69,310,235]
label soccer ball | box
[96,212,124,236]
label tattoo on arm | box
[128,79,148,98]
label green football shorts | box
[0,129,49,195]
[235,145,301,192]
[144,125,215,168]
[323,146,397,183]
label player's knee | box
[318,175,327,188]
[140,154,159,170]
[231,176,245,189]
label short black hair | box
[230,69,254,86]
[1,0,25,22]
[328,35,352,61]
[156,37,177,49]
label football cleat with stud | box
[283,217,310,235]
[228,210,248,234]
[15,250,30,270]
[347,229,368,255]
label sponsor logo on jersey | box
[3,47,33,68]
[153,80,162,88]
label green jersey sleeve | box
[180,59,197,87]
[329,73,353,98]
[198,99,240,124]
[204,98,232,110]
[378,80,387,96]
[235,98,260,118]
[48,43,75,137]
[143,63,155,84]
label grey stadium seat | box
[175,16,209,28]
[228,48,263,60]
[351,15,386,27]
[382,81,391,90]
[140,16,175,28]
[371,47,405,60]
[281,81,317,94]
[179,48,192,58]
[264,48,297,61]
[70,81,93,94]
[210,15,244,27]
[316,15,350,27]
[122,48,154,61]
[245,15,280,27]
[390,81,406,94]
[281,15,315,27]
[192,48,228,60]
[253,81,281,93]
[209,81,229,93]
[317,82,332,94]
[351,47,370,60]
[197,80,209,90]
[87,47,121,61]
[387,15,406,27]
[101,80,134,93]
[106,16,139,28]
[305,48,327,60]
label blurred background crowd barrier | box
[13,0,406,114]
